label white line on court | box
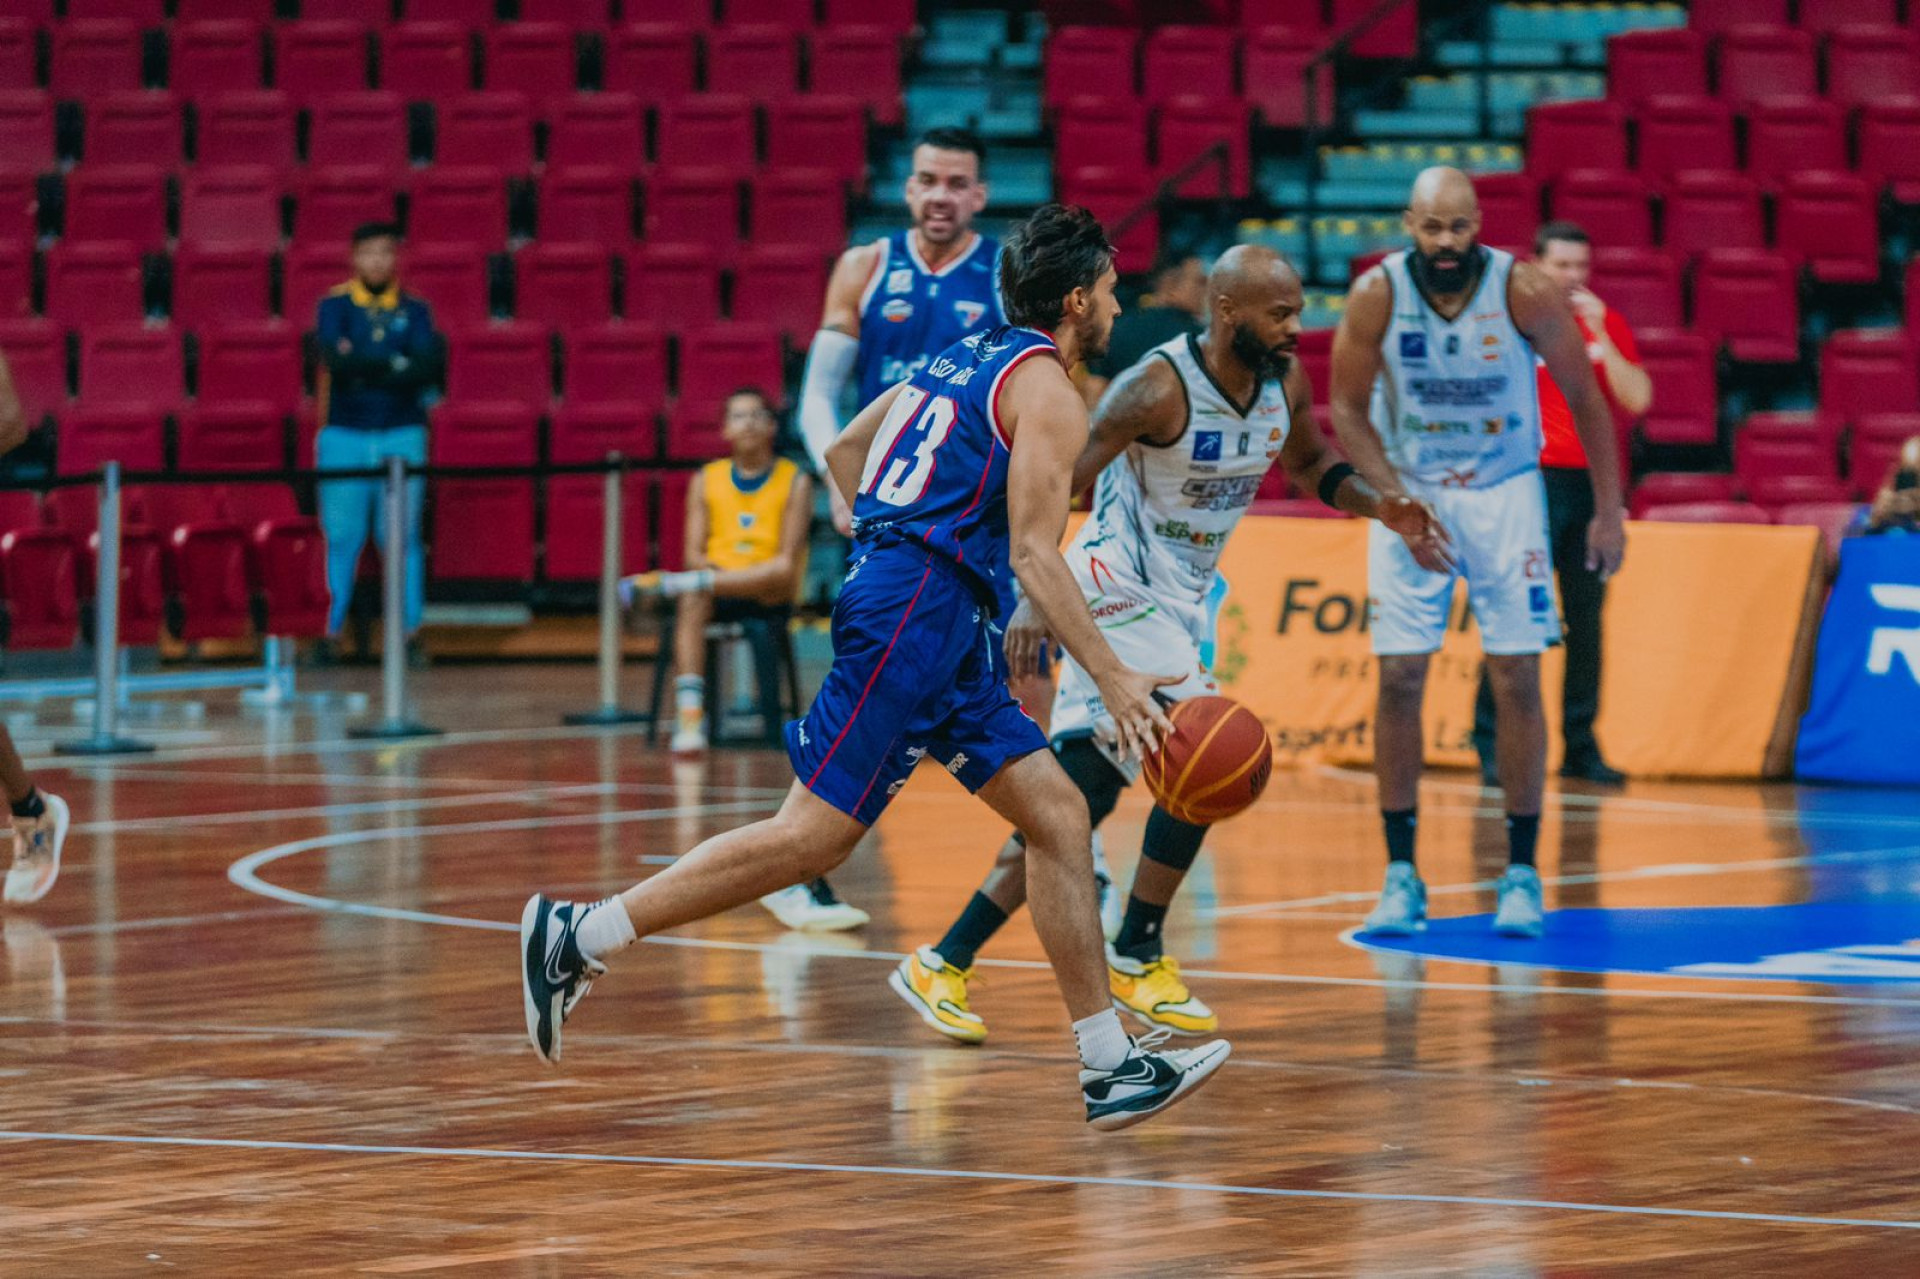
[0,1130,1911,1230]
[68,783,620,836]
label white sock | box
[575,896,637,961]
[674,675,704,715]
[1073,1008,1131,1072]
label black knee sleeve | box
[1053,736,1127,829]
[1142,806,1208,872]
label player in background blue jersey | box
[522,206,1233,1130]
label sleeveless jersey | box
[852,326,1060,613]
[855,230,1004,407]
[1074,332,1292,607]
[701,457,801,572]
[1369,247,1543,490]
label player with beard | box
[1332,167,1625,941]
[890,246,1442,1043]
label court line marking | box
[58,763,794,800]
[0,1129,1910,1230]
[24,721,661,772]
[227,820,1920,1008]
[67,783,622,837]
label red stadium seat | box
[0,22,39,92]
[1850,412,1920,495]
[218,481,329,638]
[542,470,650,580]
[381,23,473,103]
[83,92,182,167]
[44,486,165,644]
[172,245,273,327]
[0,91,53,177]
[291,167,397,244]
[1142,26,1235,105]
[0,242,28,321]
[1045,28,1137,108]
[676,322,782,429]
[1550,169,1653,248]
[643,170,740,257]
[63,165,166,250]
[1801,0,1897,33]
[0,525,81,651]
[170,21,265,102]
[1330,0,1414,58]
[431,400,538,466]
[1470,172,1540,249]
[623,243,722,328]
[482,23,576,109]
[133,483,252,642]
[430,478,535,580]
[1630,471,1737,517]
[51,21,144,98]
[1687,0,1788,35]
[197,91,297,170]
[547,94,643,172]
[1605,28,1707,110]
[44,242,145,326]
[406,0,495,24]
[604,24,699,108]
[68,0,163,20]
[1588,247,1682,331]
[1716,25,1815,110]
[520,0,612,26]
[1743,97,1844,190]
[664,400,728,459]
[727,0,813,21]
[0,321,67,423]
[1749,474,1852,510]
[1293,328,1332,405]
[176,401,283,471]
[537,166,635,242]
[407,166,509,249]
[1776,172,1880,285]
[1243,27,1334,129]
[404,241,491,327]
[1524,99,1628,180]
[809,27,902,124]
[1821,329,1918,428]
[765,96,867,188]
[447,324,549,406]
[732,244,827,342]
[1632,95,1733,182]
[58,404,164,474]
[1857,100,1920,204]
[272,22,370,105]
[1660,171,1763,261]
[708,25,800,101]
[1058,164,1156,266]
[750,167,846,249]
[823,0,914,28]
[196,322,301,413]
[1692,249,1799,365]
[550,399,657,466]
[1908,259,1920,335]
[1155,97,1250,199]
[0,173,34,246]
[435,92,534,171]
[561,323,667,412]
[308,92,409,177]
[655,96,757,177]
[1055,96,1149,177]
[301,0,389,21]
[1638,501,1771,524]
[179,166,282,250]
[1634,330,1718,445]
[1773,500,1858,562]
[0,492,41,534]
[1239,0,1329,29]
[79,325,181,407]
[1825,26,1920,112]
[514,242,613,331]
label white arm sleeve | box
[798,328,861,475]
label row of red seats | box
[0,19,904,119]
[1042,1,1411,56]
[1720,408,1917,504]
[1046,25,1342,125]
[0,90,875,185]
[6,164,849,259]
[1688,0,1911,36]
[429,467,700,583]
[3,238,829,334]
[1610,24,1919,112]
[7,0,914,30]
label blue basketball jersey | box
[851,326,1060,614]
[854,230,1004,407]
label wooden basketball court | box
[2,665,1915,1273]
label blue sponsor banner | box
[1797,537,1920,785]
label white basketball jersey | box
[1072,333,1290,608]
[1370,247,1542,490]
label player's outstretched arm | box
[823,381,906,514]
[1511,261,1626,577]
[801,244,880,535]
[1003,360,1175,762]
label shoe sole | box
[519,895,559,1065]
[887,966,986,1044]
[1359,919,1428,938]
[1110,996,1215,1037]
[3,794,68,906]
[1088,1039,1233,1132]
[1494,919,1544,939]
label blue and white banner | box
[1797,537,1920,786]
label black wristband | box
[1317,461,1358,509]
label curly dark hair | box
[997,204,1115,330]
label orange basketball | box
[1140,695,1274,826]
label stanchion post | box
[58,460,153,755]
[565,456,648,726]
[349,455,441,739]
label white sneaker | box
[4,793,69,906]
[669,723,708,753]
[759,879,869,932]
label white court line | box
[57,764,793,800]
[0,1130,1911,1230]
[24,720,662,772]
[69,783,620,836]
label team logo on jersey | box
[1480,333,1502,363]
[1193,431,1223,461]
[882,299,914,323]
[954,300,987,327]
[886,268,914,295]
[1399,332,1428,361]
[738,512,756,529]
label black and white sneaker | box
[520,895,607,1064]
[1081,1027,1231,1131]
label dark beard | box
[1230,323,1292,382]
[1410,243,1485,297]
[1078,312,1110,365]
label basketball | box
[1140,695,1274,826]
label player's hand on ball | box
[1380,495,1456,575]
[1097,666,1181,763]
[1586,507,1626,579]
[828,486,855,537]
[1001,599,1053,680]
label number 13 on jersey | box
[859,386,957,507]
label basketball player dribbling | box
[891,246,1445,1044]
[1330,167,1626,939]
[522,206,1232,1130]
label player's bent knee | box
[1142,807,1208,872]
[1054,736,1126,829]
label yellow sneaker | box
[1108,948,1218,1036]
[888,946,987,1044]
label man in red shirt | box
[1473,222,1651,786]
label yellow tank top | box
[702,457,800,571]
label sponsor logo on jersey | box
[1480,333,1501,363]
[1444,335,1461,356]
[1089,594,1148,622]
[1404,374,1510,407]
[880,355,930,386]
[946,752,969,775]
[1179,474,1264,512]
[882,299,914,323]
[738,512,756,528]
[1399,332,1428,361]
[1194,431,1223,461]
[954,300,987,327]
[886,268,914,295]
[928,357,957,378]
[1529,584,1552,615]
[1154,518,1231,550]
